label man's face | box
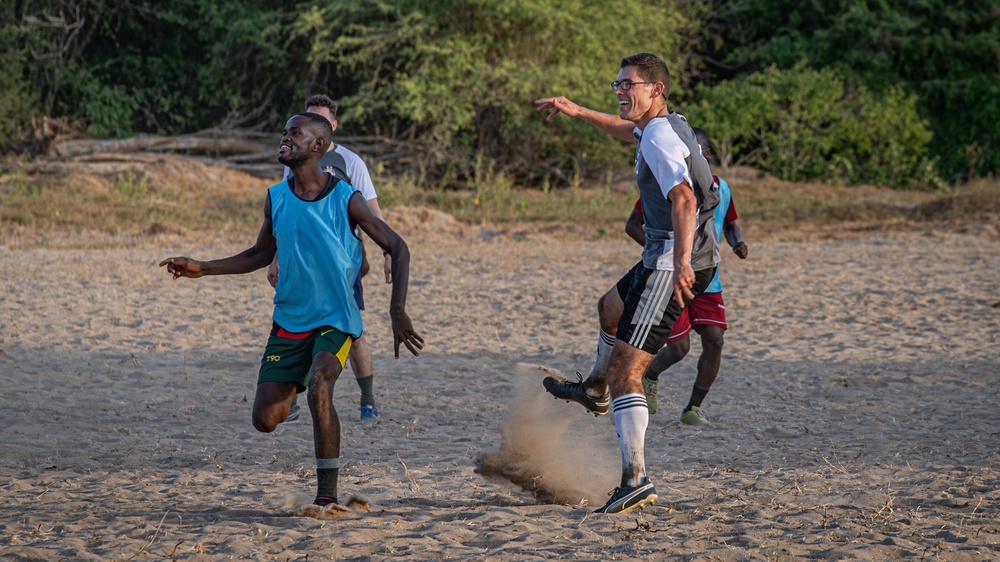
[614,65,658,122]
[277,115,315,166]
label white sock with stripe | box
[590,330,616,378]
[612,393,649,487]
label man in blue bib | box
[161,112,423,507]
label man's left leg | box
[308,329,353,507]
[678,291,728,425]
[594,342,659,514]
[543,264,636,416]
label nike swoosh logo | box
[320,329,334,337]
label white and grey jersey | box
[633,114,720,271]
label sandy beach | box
[2,207,999,560]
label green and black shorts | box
[257,322,353,392]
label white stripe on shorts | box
[629,269,675,350]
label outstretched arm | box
[534,96,637,143]
[723,221,748,259]
[348,193,423,358]
[161,194,277,279]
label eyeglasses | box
[612,80,655,92]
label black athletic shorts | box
[615,262,716,354]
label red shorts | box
[666,291,727,343]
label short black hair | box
[620,52,671,99]
[304,94,338,119]
[692,127,710,148]
[294,112,333,150]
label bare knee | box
[252,411,279,433]
[668,337,691,358]
[598,291,623,334]
[253,414,278,433]
[307,355,343,407]
[698,327,725,355]
[251,381,297,433]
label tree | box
[689,0,1000,179]
[687,64,935,188]
[289,0,696,185]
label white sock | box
[590,330,616,380]
[612,393,649,487]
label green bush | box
[687,64,938,188]
[0,25,42,151]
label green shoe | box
[680,406,708,425]
[642,377,659,414]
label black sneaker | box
[593,478,658,514]
[542,373,610,416]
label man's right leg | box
[591,287,625,386]
[680,325,725,425]
[252,382,299,433]
[256,326,313,429]
[543,265,634,415]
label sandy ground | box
[1,208,999,561]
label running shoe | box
[593,478,658,514]
[359,404,379,421]
[542,373,610,416]
[642,377,659,415]
[680,405,708,425]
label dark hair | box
[303,94,338,120]
[295,112,334,148]
[692,127,710,148]
[620,52,671,99]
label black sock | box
[685,386,709,411]
[316,467,339,505]
[357,375,375,406]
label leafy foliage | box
[289,0,694,185]
[687,64,936,188]
[693,0,1000,180]
[1,0,996,187]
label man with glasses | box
[535,52,720,514]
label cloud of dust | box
[477,364,620,507]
